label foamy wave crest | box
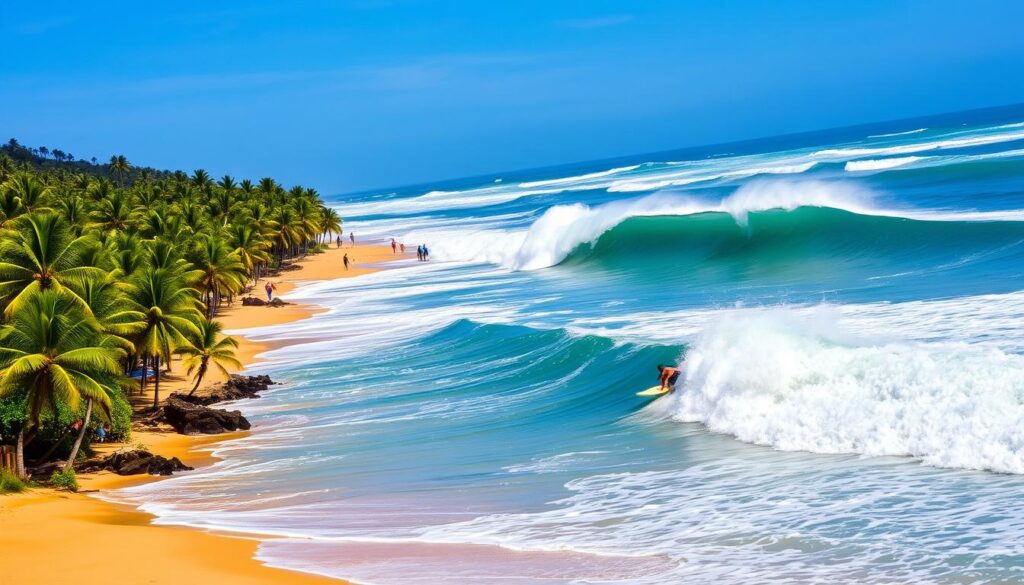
[518,165,640,188]
[606,161,818,193]
[426,180,877,269]
[845,156,925,172]
[867,127,928,138]
[670,308,1024,473]
[814,129,1024,158]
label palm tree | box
[190,234,246,317]
[5,172,50,213]
[291,197,321,254]
[191,169,213,194]
[0,292,121,478]
[177,319,241,395]
[127,267,203,409]
[53,194,89,236]
[319,207,343,245]
[270,205,301,263]
[227,223,271,283]
[109,155,130,186]
[91,189,140,232]
[0,213,104,316]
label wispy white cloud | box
[559,15,634,29]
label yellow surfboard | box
[636,385,670,397]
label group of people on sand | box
[388,238,429,261]
[336,233,357,248]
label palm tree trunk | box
[140,354,148,395]
[63,399,92,470]
[152,355,161,410]
[187,358,209,396]
[16,426,27,480]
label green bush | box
[49,468,78,492]
[108,390,132,442]
[0,470,26,494]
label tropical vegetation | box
[0,142,342,481]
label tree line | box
[0,148,344,482]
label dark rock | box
[160,396,251,435]
[268,298,289,307]
[242,296,266,306]
[77,449,193,476]
[171,374,274,406]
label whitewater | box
[110,104,1024,584]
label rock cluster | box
[78,449,193,476]
[171,374,273,406]
[241,296,289,307]
[160,397,251,435]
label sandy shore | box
[0,244,407,585]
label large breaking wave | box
[667,308,1024,474]
[424,180,1024,272]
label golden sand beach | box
[0,244,405,584]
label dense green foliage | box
[0,469,26,493]
[0,146,342,478]
[48,468,78,492]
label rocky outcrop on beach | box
[77,449,193,476]
[172,374,274,407]
[241,296,289,307]
[160,396,252,435]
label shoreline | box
[0,244,406,585]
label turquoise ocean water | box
[112,104,1024,584]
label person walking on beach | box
[264,281,276,302]
[343,253,352,270]
[416,245,423,261]
[350,232,355,247]
[336,235,342,248]
[391,238,397,254]
[400,243,406,253]
[422,244,430,261]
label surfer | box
[656,364,682,392]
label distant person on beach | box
[422,244,430,261]
[391,238,397,253]
[343,253,351,270]
[400,243,406,253]
[350,232,355,247]
[96,425,107,443]
[416,245,423,261]
[656,364,683,392]
[264,281,277,302]
[336,235,342,248]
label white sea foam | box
[844,156,925,172]
[517,165,640,188]
[669,308,1024,474]
[867,127,928,138]
[814,129,1024,158]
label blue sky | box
[2,1,1023,193]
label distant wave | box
[670,308,1024,474]
[518,165,640,188]
[814,129,1024,158]
[844,156,925,172]
[606,161,819,192]
[867,127,927,138]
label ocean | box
[112,103,1024,584]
